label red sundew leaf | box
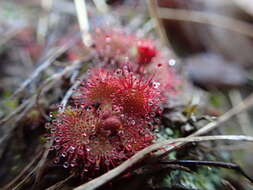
[77,68,120,104]
[47,106,154,176]
[137,40,157,65]
[91,28,179,95]
[76,67,164,125]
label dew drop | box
[69,146,75,152]
[126,144,132,150]
[169,59,176,66]
[86,106,92,111]
[90,124,96,131]
[82,132,87,137]
[115,69,122,76]
[54,157,60,164]
[55,145,61,150]
[63,162,69,168]
[55,137,61,142]
[151,105,158,111]
[49,112,54,118]
[118,130,124,136]
[130,120,136,125]
[86,147,91,152]
[114,107,121,113]
[154,128,159,133]
[61,152,67,157]
[152,82,160,89]
[145,116,150,121]
[83,168,88,172]
[148,100,153,106]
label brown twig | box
[222,179,237,190]
[1,62,81,146]
[191,93,253,137]
[74,0,92,47]
[0,28,21,47]
[146,0,169,47]
[156,93,253,157]
[74,91,253,190]
[32,61,82,188]
[35,60,81,120]
[60,73,86,111]
[232,0,253,17]
[0,96,36,146]
[0,99,30,126]
[12,167,37,190]
[45,173,75,190]
[32,139,53,190]
[158,7,253,39]
[11,36,79,99]
[146,0,178,60]
[92,0,109,13]
[74,135,253,190]
[32,61,89,188]
[3,150,43,190]
[229,90,253,135]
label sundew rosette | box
[47,106,154,175]
[76,67,163,126]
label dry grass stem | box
[74,135,253,190]
[146,0,178,60]
[74,0,92,47]
[92,0,109,13]
[3,151,43,190]
[45,173,75,190]
[60,74,86,111]
[229,90,253,135]
[192,93,253,136]
[11,37,79,99]
[158,8,253,38]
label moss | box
[162,167,222,190]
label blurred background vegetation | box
[0,0,253,189]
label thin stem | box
[74,0,92,47]
[74,135,253,190]
[92,0,109,13]
[158,7,253,39]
